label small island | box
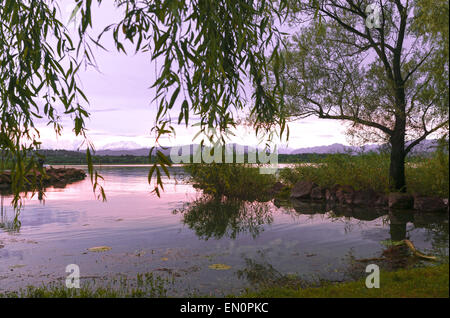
[0,167,86,191]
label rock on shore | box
[284,180,448,213]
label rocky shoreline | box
[272,181,449,213]
[0,167,87,192]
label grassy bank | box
[0,273,172,298]
[280,150,449,197]
[1,264,447,298]
[241,264,449,298]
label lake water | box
[0,166,448,296]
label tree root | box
[403,239,438,261]
[355,239,438,263]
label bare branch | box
[403,49,434,83]
[405,120,450,154]
[317,3,395,80]
[317,112,393,135]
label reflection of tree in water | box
[345,211,449,277]
[1,181,49,233]
[173,195,273,240]
[290,199,388,234]
[0,194,21,232]
[236,251,314,290]
[326,211,371,234]
[414,213,449,259]
[1,184,49,233]
[390,211,449,256]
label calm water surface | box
[0,166,448,296]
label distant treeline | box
[36,149,330,165]
[2,148,440,166]
[37,150,151,165]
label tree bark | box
[389,132,406,192]
[389,90,407,192]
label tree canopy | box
[278,0,448,190]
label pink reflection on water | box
[19,165,199,204]
[1,167,200,239]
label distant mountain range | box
[95,148,153,156]
[290,139,440,154]
[290,143,377,154]
[100,141,144,150]
[89,139,440,156]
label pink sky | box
[36,1,350,151]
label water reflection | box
[173,192,448,269]
[173,195,273,240]
[235,208,449,290]
[0,194,21,232]
[1,166,448,296]
[236,251,314,290]
[0,181,64,232]
[290,198,448,249]
[290,198,386,221]
[389,210,449,249]
[179,193,448,277]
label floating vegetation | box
[208,264,231,270]
[135,250,146,257]
[88,246,112,252]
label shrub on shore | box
[184,163,276,201]
[280,152,390,193]
[407,150,449,197]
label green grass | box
[0,272,172,298]
[280,150,449,197]
[280,152,390,193]
[407,150,449,197]
[240,264,449,298]
[2,265,447,298]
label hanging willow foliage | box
[1,0,301,202]
[0,0,106,207]
[96,0,292,195]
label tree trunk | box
[389,138,406,192]
[389,107,407,192]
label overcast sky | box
[37,1,350,151]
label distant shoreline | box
[0,167,86,193]
[45,163,303,168]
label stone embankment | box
[271,180,448,213]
